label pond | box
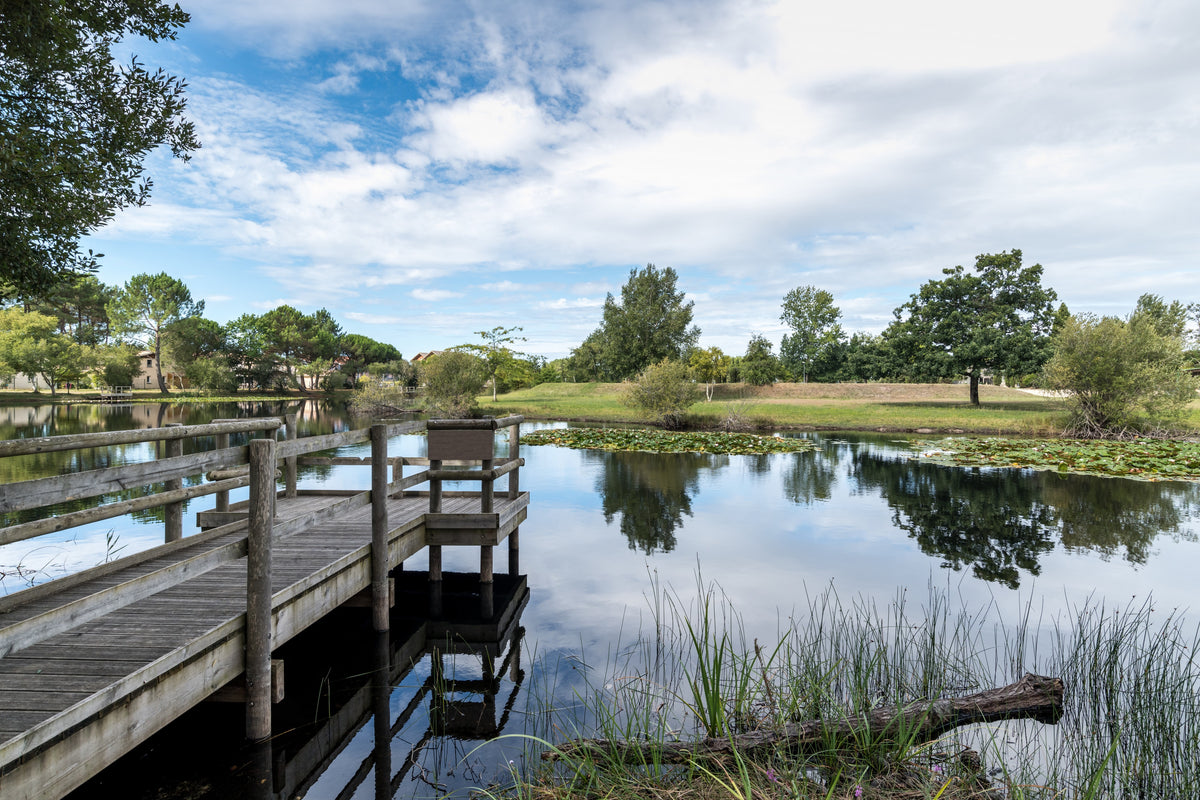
[3,401,1199,799]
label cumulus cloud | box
[95,0,1200,355]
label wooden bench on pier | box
[0,414,527,800]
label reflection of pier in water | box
[72,570,529,800]
[277,571,528,800]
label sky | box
[88,0,1200,359]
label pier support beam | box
[370,424,390,632]
[246,437,276,741]
[213,421,232,513]
[163,423,183,542]
[284,413,298,498]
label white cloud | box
[538,297,604,310]
[98,0,1200,356]
[411,288,462,302]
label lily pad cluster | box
[521,428,817,455]
[916,437,1200,482]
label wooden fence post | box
[370,424,390,632]
[164,423,184,542]
[373,631,392,800]
[507,421,520,575]
[246,437,276,741]
[284,413,297,498]
[213,421,232,513]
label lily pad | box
[521,428,817,455]
[914,437,1200,482]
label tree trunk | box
[154,338,169,394]
[544,673,1063,764]
[969,371,980,406]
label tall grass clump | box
[508,577,1200,800]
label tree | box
[341,333,402,387]
[885,250,1058,405]
[622,359,702,429]
[107,272,203,393]
[91,342,141,387]
[419,351,488,418]
[595,264,700,380]
[1,1,198,302]
[257,305,344,391]
[741,335,779,386]
[689,346,731,401]
[1042,301,1197,437]
[457,325,526,401]
[0,307,88,394]
[779,286,844,382]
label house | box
[411,351,446,362]
[135,351,187,390]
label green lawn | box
[484,382,1200,436]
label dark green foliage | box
[779,286,844,382]
[0,0,198,301]
[589,264,700,380]
[1043,298,1197,437]
[740,334,778,386]
[340,333,401,387]
[885,250,1058,404]
[257,305,344,391]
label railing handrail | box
[0,418,282,458]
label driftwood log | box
[544,672,1063,763]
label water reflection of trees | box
[783,449,840,506]
[852,450,1200,588]
[589,450,726,554]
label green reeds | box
[510,578,1200,800]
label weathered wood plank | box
[0,447,246,514]
[0,418,280,458]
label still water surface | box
[3,401,1198,799]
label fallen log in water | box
[544,672,1063,763]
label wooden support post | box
[164,423,184,542]
[214,423,232,513]
[428,545,442,581]
[481,458,494,513]
[373,630,392,800]
[246,437,276,742]
[370,424,390,632]
[480,544,494,618]
[429,458,442,512]
[508,527,520,576]
[509,628,522,682]
[507,423,520,499]
[284,413,297,498]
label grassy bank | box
[510,578,1200,800]
[484,382,1075,436]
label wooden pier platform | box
[0,415,527,800]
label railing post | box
[246,437,276,741]
[164,423,184,542]
[370,424,390,632]
[507,420,520,575]
[507,422,519,499]
[284,413,297,498]
[213,420,232,513]
[373,630,392,800]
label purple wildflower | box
[766,768,778,782]
[854,786,863,798]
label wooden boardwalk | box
[0,415,527,800]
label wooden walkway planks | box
[0,487,529,800]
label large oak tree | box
[885,250,1058,405]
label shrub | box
[622,359,702,429]
[420,351,488,418]
[1043,312,1197,437]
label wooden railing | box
[0,413,523,741]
